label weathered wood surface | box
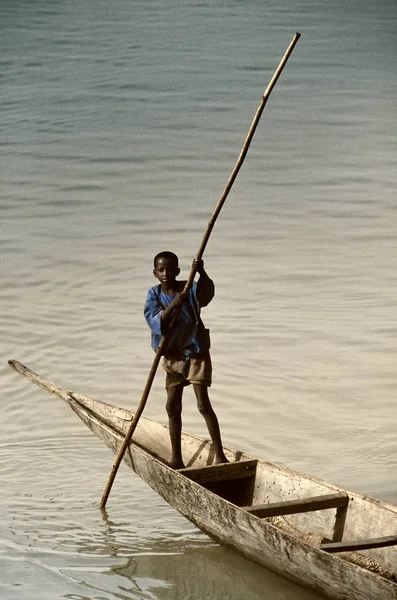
[244,492,349,518]
[321,535,397,553]
[8,359,397,600]
[178,459,257,484]
[250,461,397,572]
[332,502,348,543]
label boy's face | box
[153,257,180,286]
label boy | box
[144,251,228,469]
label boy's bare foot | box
[214,454,229,464]
[169,459,185,469]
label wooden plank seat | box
[243,492,349,519]
[178,459,257,485]
[321,534,397,553]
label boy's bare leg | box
[193,384,229,464]
[166,383,185,469]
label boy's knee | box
[166,400,182,418]
[197,398,214,416]
[166,386,183,417]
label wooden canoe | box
[8,359,397,600]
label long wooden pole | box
[99,32,301,509]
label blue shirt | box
[144,281,213,357]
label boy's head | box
[153,251,180,285]
[153,251,179,268]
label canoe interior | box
[179,459,258,506]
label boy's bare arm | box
[193,259,215,307]
[160,292,187,331]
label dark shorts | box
[162,351,212,389]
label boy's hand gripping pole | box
[99,32,300,509]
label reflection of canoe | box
[109,541,320,600]
[9,359,397,600]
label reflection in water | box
[110,545,320,600]
[99,511,319,600]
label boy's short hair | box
[153,251,179,267]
